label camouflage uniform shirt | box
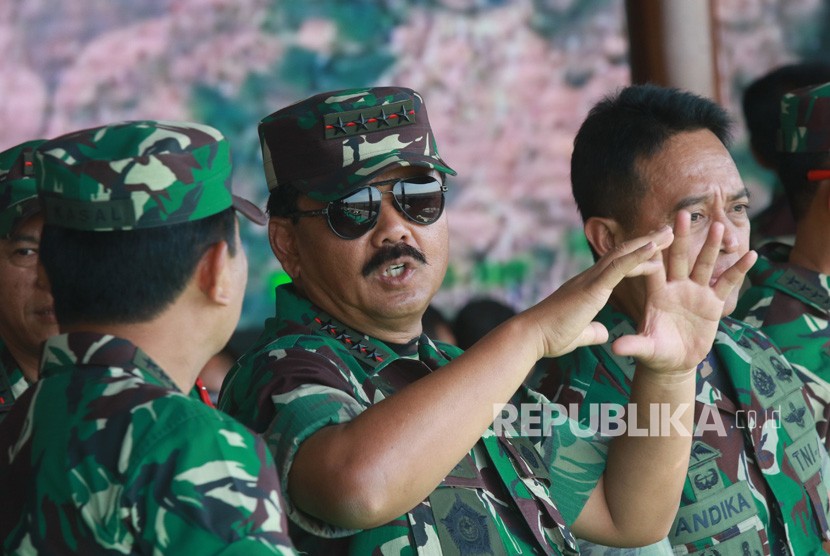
[219,284,610,555]
[0,338,32,424]
[734,242,830,443]
[529,305,830,556]
[0,332,297,555]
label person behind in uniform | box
[742,61,830,248]
[0,140,57,423]
[218,86,754,554]
[734,82,830,444]
[0,121,297,555]
[530,83,830,555]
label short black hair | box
[266,183,302,219]
[571,84,732,233]
[452,298,516,350]
[742,62,830,169]
[777,151,830,221]
[40,208,238,327]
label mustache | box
[362,243,427,277]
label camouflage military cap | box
[0,139,46,237]
[258,86,457,202]
[779,81,830,153]
[36,120,266,231]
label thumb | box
[554,322,610,356]
[611,334,655,361]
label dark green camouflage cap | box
[258,86,457,202]
[36,120,266,231]
[779,82,830,153]
[0,139,46,237]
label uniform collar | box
[40,332,179,391]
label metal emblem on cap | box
[324,99,415,139]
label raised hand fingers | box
[711,249,757,300]
[595,225,673,283]
[665,211,691,281]
[689,220,724,285]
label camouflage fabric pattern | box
[734,242,830,443]
[528,304,830,556]
[35,120,250,231]
[0,332,297,555]
[218,284,608,555]
[0,337,32,424]
[0,139,45,236]
[258,87,457,201]
[779,81,830,153]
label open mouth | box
[383,263,406,278]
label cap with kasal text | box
[36,120,266,231]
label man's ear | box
[269,218,300,279]
[198,241,233,306]
[583,216,624,258]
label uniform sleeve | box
[126,400,297,555]
[522,382,609,526]
[545,416,609,525]
[525,345,629,526]
[227,346,369,538]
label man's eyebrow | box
[7,233,39,243]
[730,187,751,201]
[672,187,751,213]
[673,195,707,212]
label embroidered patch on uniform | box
[324,99,415,139]
[749,352,800,408]
[686,528,764,556]
[751,366,777,399]
[670,481,757,545]
[431,489,503,556]
[785,432,823,483]
[600,320,637,381]
[690,461,724,499]
[769,356,794,383]
[777,389,814,440]
[689,441,722,467]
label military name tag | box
[785,432,824,483]
[671,481,757,545]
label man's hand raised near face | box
[611,210,757,379]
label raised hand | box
[523,225,674,359]
[612,210,757,377]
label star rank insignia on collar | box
[312,316,390,367]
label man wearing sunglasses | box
[0,140,57,424]
[735,82,830,444]
[219,86,754,554]
[531,84,830,555]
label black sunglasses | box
[290,175,448,239]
